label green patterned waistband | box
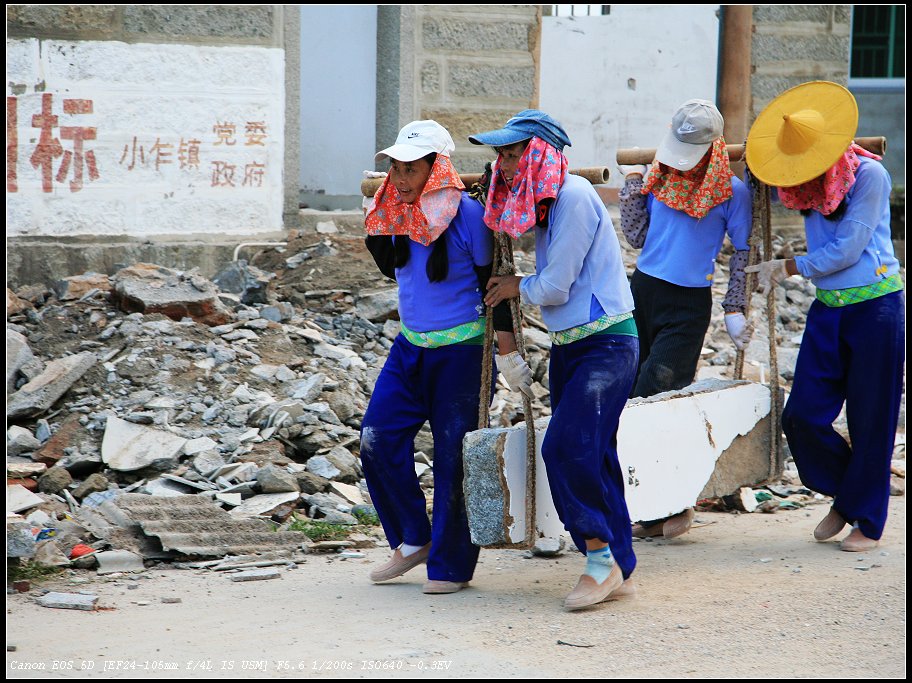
[815,274,904,308]
[549,311,636,346]
[400,317,486,348]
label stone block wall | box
[750,6,852,238]
[377,5,540,176]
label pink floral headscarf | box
[777,143,883,215]
[365,155,465,246]
[483,137,568,237]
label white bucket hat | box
[654,99,725,171]
[375,120,456,162]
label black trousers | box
[629,268,713,399]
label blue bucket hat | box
[468,109,572,152]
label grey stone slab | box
[7,484,45,514]
[228,568,281,582]
[37,592,98,611]
[7,352,97,419]
[101,416,187,472]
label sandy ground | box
[5,497,905,680]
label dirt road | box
[6,497,905,679]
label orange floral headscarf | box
[777,143,883,215]
[641,137,733,219]
[365,155,465,246]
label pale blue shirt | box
[636,176,752,287]
[396,194,493,332]
[794,157,900,289]
[519,174,634,332]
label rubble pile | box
[6,221,905,575]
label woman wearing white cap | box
[617,98,753,540]
[744,81,904,553]
[472,110,640,611]
[360,120,520,594]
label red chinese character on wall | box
[213,122,237,146]
[244,122,267,146]
[28,94,99,193]
[242,161,266,187]
[7,97,18,192]
[211,161,236,187]
[178,138,201,170]
[119,136,146,170]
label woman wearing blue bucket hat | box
[471,110,640,611]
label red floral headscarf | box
[365,155,465,246]
[777,143,883,215]
[641,137,733,219]
[483,137,568,238]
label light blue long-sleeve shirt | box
[794,157,900,290]
[519,174,634,332]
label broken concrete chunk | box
[37,467,72,494]
[112,263,232,326]
[228,568,281,582]
[228,492,300,519]
[32,540,71,567]
[37,592,98,611]
[464,380,773,546]
[52,272,112,301]
[7,523,37,558]
[7,484,45,514]
[101,416,187,472]
[256,465,300,493]
[95,550,145,575]
[72,473,110,500]
[7,352,97,419]
[305,455,340,480]
[6,329,38,395]
[7,426,42,456]
[354,287,399,322]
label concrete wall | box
[377,5,540,177]
[539,6,721,188]
[853,85,905,186]
[7,5,301,286]
[298,6,377,206]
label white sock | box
[399,543,424,557]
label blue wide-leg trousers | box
[782,291,905,540]
[360,335,491,582]
[542,333,640,579]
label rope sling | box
[469,170,538,549]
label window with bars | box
[547,5,611,17]
[851,5,904,78]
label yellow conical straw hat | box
[746,81,858,187]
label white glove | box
[744,259,790,296]
[618,164,648,178]
[495,351,533,399]
[724,312,753,351]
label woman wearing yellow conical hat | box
[745,81,904,553]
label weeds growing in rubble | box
[7,560,65,585]
[287,519,352,542]
[352,508,381,526]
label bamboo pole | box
[616,136,887,165]
[361,166,610,197]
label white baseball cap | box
[654,99,724,171]
[375,120,455,162]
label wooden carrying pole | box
[616,136,886,165]
[361,167,610,197]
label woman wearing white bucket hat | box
[744,81,904,553]
[617,98,754,540]
[360,120,519,593]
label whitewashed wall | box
[7,39,285,237]
[299,6,377,196]
[540,5,720,187]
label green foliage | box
[7,560,65,585]
[352,508,381,526]
[287,519,352,541]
